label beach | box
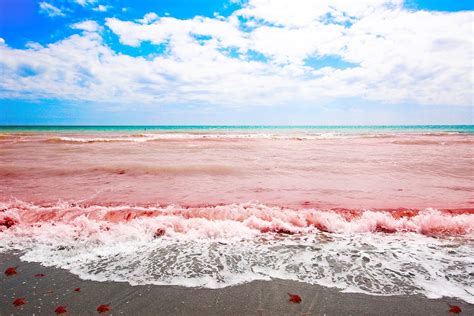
[2,0,473,313]
[1,126,473,313]
[2,253,473,316]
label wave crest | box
[1,201,473,236]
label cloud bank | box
[1,0,472,108]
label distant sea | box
[1,125,473,133]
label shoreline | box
[1,253,472,315]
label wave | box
[0,131,470,144]
[1,201,473,236]
[1,201,473,303]
[44,134,351,143]
[46,136,151,143]
[392,139,474,145]
[0,164,237,177]
[42,132,466,142]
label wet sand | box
[1,253,472,316]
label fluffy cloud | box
[137,12,159,24]
[71,20,102,32]
[2,1,473,107]
[106,15,247,50]
[0,31,308,106]
[93,5,108,12]
[39,2,65,17]
[235,0,404,27]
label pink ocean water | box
[1,130,473,209]
[1,128,473,302]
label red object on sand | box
[55,305,68,314]
[5,267,17,276]
[12,298,26,307]
[74,287,81,292]
[448,304,462,314]
[154,228,166,238]
[97,304,111,313]
[34,273,46,277]
[288,293,302,303]
[0,216,16,228]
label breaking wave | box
[0,131,463,143]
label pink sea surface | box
[1,131,473,210]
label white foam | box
[45,132,396,142]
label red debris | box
[259,227,294,234]
[12,298,26,307]
[55,305,68,314]
[154,228,166,238]
[74,287,81,292]
[5,267,17,276]
[34,273,46,277]
[0,216,16,228]
[274,228,294,235]
[288,293,302,304]
[448,304,462,314]
[97,304,111,313]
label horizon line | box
[1,124,473,127]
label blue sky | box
[0,0,473,125]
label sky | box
[0,0,473,125]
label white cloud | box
[106,15,247,50]
[247,23,344,64]
[71,20,102,32]
[138,13,159,24]
[2,1,473,108]
[39,2,65,17]
[93,4,108,12]
[0,32,295,106]
[235,0,404,27]
[76,0,97,7]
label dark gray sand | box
[1,253,472,315]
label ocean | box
[1,124,473,133]
[0,125,473,303]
